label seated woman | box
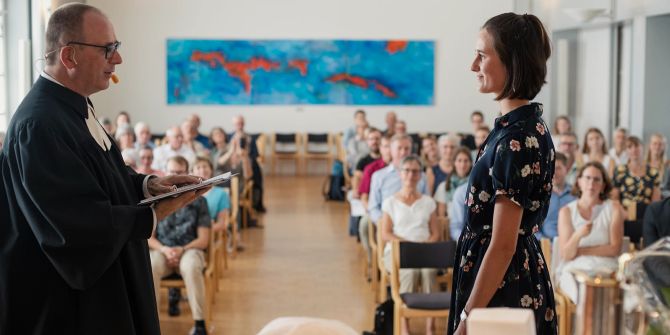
[613,136,661,210]
[578,127,616,176]
[557,162,624,303]
[192,157,230,233]
[434,147,473,219]
[381,155,441,335]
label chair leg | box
[371,251,379,302]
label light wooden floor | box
[158,174,376,334]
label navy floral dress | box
[447,103,557,335]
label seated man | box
[149,156,211,335]
[535,152,575,240]
[643,197,670,247]
[153,126,196,172]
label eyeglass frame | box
[66,41,121,59]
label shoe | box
[168,288,181,316]
[190,324,208,335]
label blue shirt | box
[203,187,230,220]
[448,182,469,241]
[536,185,575,240]
[367,164,428,223]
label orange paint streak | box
[371,80,397,98]
[288,59,309,76]
[386,40,408,54]
[190,51,281,93]
[326,73,369,89]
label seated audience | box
[609,127,628,166]
[148,156,211,335]
[578,127,616,176]
[383,111,397,137]
[380,155,440,335]
[472,125,490,158]
[434,147,472,218]
[153,126,196,172]
[426,134,458,194]
[218,137,253,185]
[210,127,230,175]
[448,182,468,241]
[134,121,156,150]
[536,152,576,240]
[181,120,208,157]
[646,133,669,182]
[420,136,439,168]
[346,120,370,170]
[230,115,266,212]
[558,132,580,186]
[643,197,670,247]
[192,157,230,233]
[551,115,572,146]
[342,110,367,149]
[99,116,114,136]
[612,136,661,209]
[557,162,624,303]
[394,120,408,136]
[351,128,382,198]
[115,110,131,130]
[188,114,212,150]
[115,124,135,150]
[460,110,484,150]
[135,146,164,176]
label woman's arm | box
[241,153,253,179]
[437,202,447,218]
[381,212,404,243]
[183,226,211,251]
[212,209,229,232]
[557,206,586,261]
[652,187,661,202]
[427,210,440,242]
[577,202,624,257]
[425,169,435,196]
[463,196,523,314]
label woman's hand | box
[576,221,593,238]
[454,321,467,335]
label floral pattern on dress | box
[447,103,557,335]
[612,164,660,207]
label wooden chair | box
[160,230,220,324]
[239,178,257,229]
[227,176,240,260]
[376,222,391,302]
[255,133,267,166]
[302,133,334,174]
[368,219,380,302]
[390,240,455,335]
[271,133,302,174]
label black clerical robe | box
[0,77,160,334]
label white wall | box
[87,0,514,134]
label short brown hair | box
[193,156,214,173]
[554,151,568,166]
[482,13,551,101]
[626,135,642,148]
[572,161,613,200]
[45,3,102,65]
[167,156,189,172]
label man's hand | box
[153,187,211,222]
[148,175,202,196]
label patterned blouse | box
[612,164,660,207]
[447,103,557,335]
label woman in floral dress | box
[448,13,557,335]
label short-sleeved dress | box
[447,103,557,335]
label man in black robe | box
[0,4,208,334]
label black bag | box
[370,298,394,335]
[322,160,346,201]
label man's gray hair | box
[134,122,150,135]
[391,133,412,145]
[438,133,460,146]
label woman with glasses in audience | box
[612,136,661,210]
[426,134,459,195]
[579,127,616,177]
[381,155,440,335]
[556,162,623,303]
[434,147,473,219]
[646,133,669,182]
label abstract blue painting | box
[167,39,434,105]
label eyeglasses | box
[67,41,121,59]
[401,168,422,174]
